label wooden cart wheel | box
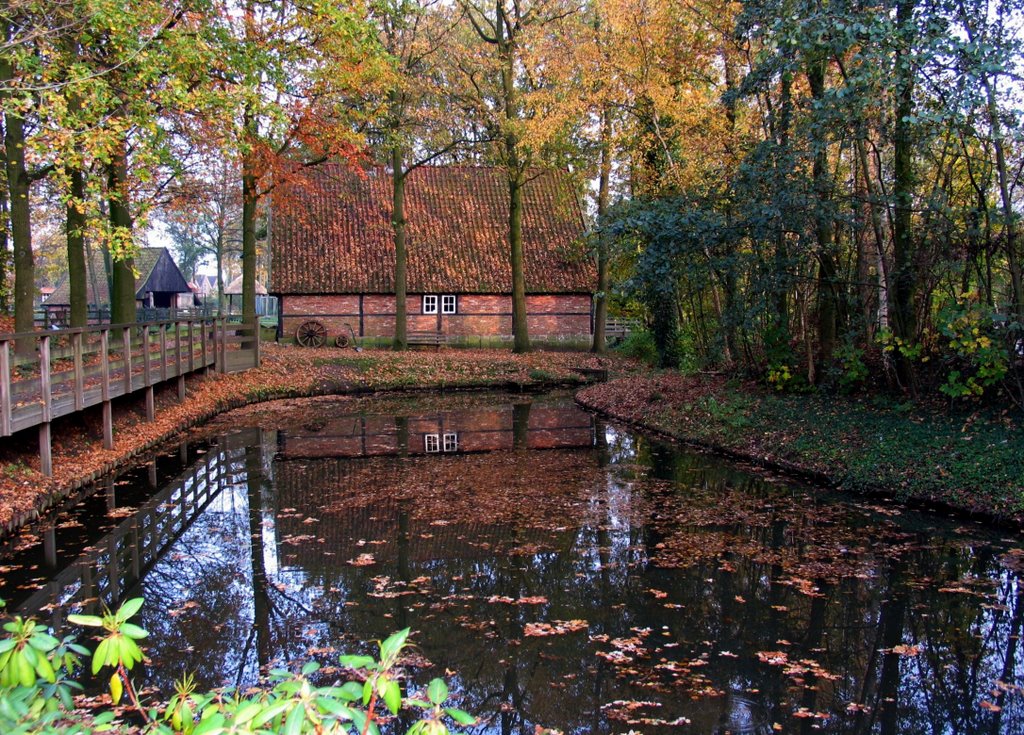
[296,320,327,348]
[335,333,351,348]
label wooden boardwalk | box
[0,318,260,475]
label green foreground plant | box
[0,598,475,735]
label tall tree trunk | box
[241,147,258,325]
[721,47,743,367]
[855,138,890,332]
[0,175,8,315]
[807,56,838,376]
[498,3,530,353]
[216,233,225,313]
[508,169,529,352]
[957,0,1022,320]
[768,69,793,360]
[391,147,408,350]
[891,0,918,393]
[108,135,136,325]
[984,85,1022,322]
[66,164,88,327]
[2,57,35,349]
[241,0,258,327]
[592,105,612,354]
[64,36,88,327]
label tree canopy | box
[0,0,1020,402]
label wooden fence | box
[16,440,248,628]
[0,317,259,476]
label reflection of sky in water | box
[3,393,1022,734]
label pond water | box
[1,391,1022,734]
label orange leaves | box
[523,620,588,637]
[889,644,921,657]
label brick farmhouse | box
[270,164,596,343]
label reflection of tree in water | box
[134,480,258,691]
[95,399,1023,733]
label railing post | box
[200,317,209,375]
[218,317,226,373]
[253,317,261,368]
[101,329,113,449]
[39,334,52,477]
[160,323,168,382]
[188,320,195,372]
[72,331,84,411]
[175,320,185,401]
[122,326,132,395]
[0,340,10,437]
[143,326,154,421]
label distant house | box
[270,164,594,342]
[45,247,195,320]
[190,274,219,303]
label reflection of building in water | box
[270,401,600,569]
[277,403,594,458]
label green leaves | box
[338,654,376,670]
[65,614,102,628]
[2,609,474,735]
[427,678,448,705]
[115,597,144,623]
[0,616,64,688]
[379,627,410,667]
[445,707,476,726]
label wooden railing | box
[15,440,248,628]
[0,317,259,476]
[605,318,640,343]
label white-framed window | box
[425,434,440,453]
[443,432,459,452]
[422,295,438,314]
[441,295,457,314]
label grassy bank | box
[577,374,1024,526]
[0,345,613,534]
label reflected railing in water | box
[15,437,250,629]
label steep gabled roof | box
[271,165,594,295]
[46,247,190,306]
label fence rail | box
[0,317,259,475]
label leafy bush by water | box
[0,598,474,735]
[615,329,658,364]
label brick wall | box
[280,293,592,340]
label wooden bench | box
[605,318,640,345]
[406,331,449,349]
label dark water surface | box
[1,392,1022,734]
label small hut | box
[45,247,194,322]
[223,275,268,314]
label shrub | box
[615,329,658,365]
[936,294,1010,400]
[0,598,474,735]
